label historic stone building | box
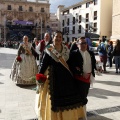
[49,13,60,33]
[0,0,50,41]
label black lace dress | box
[36,44,85,120]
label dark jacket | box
[70,42,78,52]
[112,46,120,56]
[107,44,113,57]
[67,49,97,105]
[67,49,97,77]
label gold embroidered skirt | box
[35,80,86,120]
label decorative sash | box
[74,73,91,83]
[47,46,73,75]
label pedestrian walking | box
[107,40,113,68]
[32,38,39,62]
[97,38,108,73]
[112,39,120,73]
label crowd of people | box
[97,38,120,73]
[8,31,120,120]
[0,40,20,49]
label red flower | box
[36,73,47,83]
[16,56,22,62]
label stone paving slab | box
[0,48,37,120]
[87,61,120,119]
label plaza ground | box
[0,48,120,120]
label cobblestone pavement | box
[0,48,120,120]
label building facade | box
[57,0,113,42]
[111,0,120,40]
[0,0,50,41]
[48,13,60,34]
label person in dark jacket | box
[107,40,113,68]
[32,38,39,61]
[112,39,120,73]
[69,37,78,52]
[97,38,108,72]
[67,36,97,114]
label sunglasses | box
[78,42,87,45]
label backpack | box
[98,44,103,52]
[98,43,107,54]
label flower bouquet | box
[36,73,47,84]
[16,56,22,62]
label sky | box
[28,0,82,13]
[49,0,82,13]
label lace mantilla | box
[48,66,83,112]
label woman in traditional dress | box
[10,35,38,85]
[35,31,86,120]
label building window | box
[79,15,82,23]
[94,11,97,20]
[65,27,69,34]
[72,26,75,34]
[63,10,69,15]
[73,5,81,10]
[29,7,33,12]
[8,5,12,10]
[78,25,81,33]
[41,8,45,12]
[62,20,64,26]
[86,13,89,22]
[73,17,75,24]
[67,37,69,42]
[62,28,65,35]
[93,22,97,32]
[86,2,89,8]
[67,18,69,25]
[19,6,23,11]
[94,0,98,5]
[86,24,89,32]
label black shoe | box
[116,71,118,73]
